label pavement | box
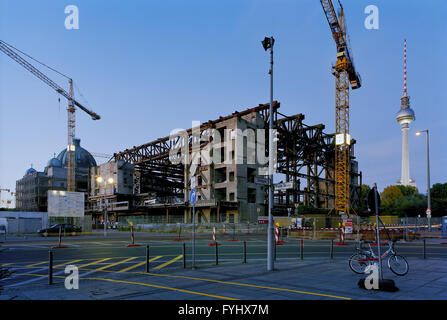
[1,255,446,300]
[1,231,446,300]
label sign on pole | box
[344,218,353,234]
[367,188,381,214]
[189,189,197,205]
[47,190,84,217]
[257,216,269,224]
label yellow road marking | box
[15,273,237,300]
[140,273,351,300]
[119,256,162,272]
[83,277,237,300]
[78,258,111,269]
[17,265,349,299]
[25,261,47,268]
[95,257,137,271]
[153,255,183,270]
[54,259,83,268]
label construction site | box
[90,101,362,225]
[3,0,364,227]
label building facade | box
[15,138,96,212]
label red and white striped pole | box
[341,224,345,243]
[213,226,216,243]
[275,227,279,244]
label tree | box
[396,185,418,197]
[431,183,447,216]
[381,186,404,208]
[379,185,427,216]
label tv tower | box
[396,39,415,186]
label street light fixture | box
[261,36,275,271]
[416,129,431,231]
[96,176,114,237]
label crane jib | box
[0,40,101,121]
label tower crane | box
[320,0,361,216]
[0,187,10,208]
[0,40,100,192]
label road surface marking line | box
[141,273,351,300]
[83,277,238,300]
[13,273,237,300]
[153,255,183,270]
[53,259,83,268]
[95,257,137,271]
[119,256,162,272]
[78,258,111,269]
[25,261,47,267]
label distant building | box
[15,138,96,212]
[87,160,134,224]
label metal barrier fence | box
[45,237,443,286]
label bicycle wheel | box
[388,254,409,276]
[349,253,371,274]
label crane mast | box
[0,40,100,192]
[320,0,361,216]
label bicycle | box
[348,239,409,276]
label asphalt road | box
[1,231,446,289]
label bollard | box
[215,240,219,265]
[183,243,186,268]
[243,241,247,264]
[146,245,150,273]
[48,250,53,285]
[330,239,334,259]
[300,239,304,260]
[423,239,426,259]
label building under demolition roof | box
[88,101,361,224]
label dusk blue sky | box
[1,0,446,207]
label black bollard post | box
[243,241,247,264]
[215,241,219,265]
[183,242,186,268]
[330,239,334,259]
[146,245,150,273]
[48,250,53,285]
[300,239,304,260]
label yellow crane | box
[0,40,100,192]
[320,0,361,216]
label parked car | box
[38,224,81,237]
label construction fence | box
[113,214,444,241]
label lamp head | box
[96,176,103,183]
[262,37,274,51]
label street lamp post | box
[416,130,431,232]
[262,36,275,271]
[96,176,114,237]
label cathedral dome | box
[47,157,62,168]
[55,138,97,168]
[24,167,36,176]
